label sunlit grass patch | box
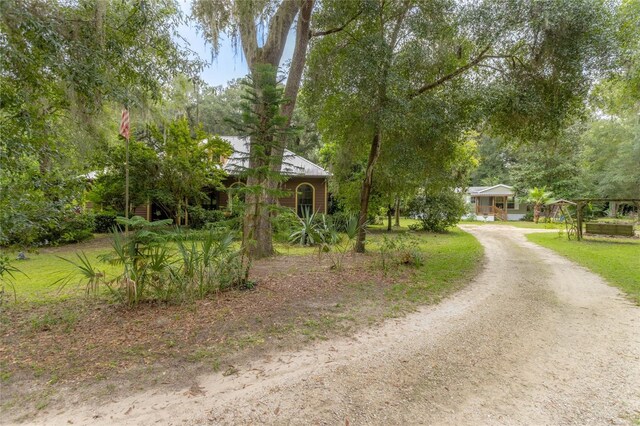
[527,232,640,304]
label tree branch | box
[282,0,313,122]
[309,8,362,38]
[409,44,492,98]
[262,0,300,65]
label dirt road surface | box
[28,225,640,425]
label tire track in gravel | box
[31,225,640,425]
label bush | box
[0,206,95,247]
[54,211,95,244]
[94,212,117,233]
[62,217,249,305]
[187,206,227,229]
[272,209,300,242]
[378,233,424,272]
[327,211,357,233]
[407,191,466,232]
[289,210,327,246]
[520,210,534,222]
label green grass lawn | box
[2,222,482,303]
[1,240,118,302]
[526,233,640,304]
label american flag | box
[119,108,130,140]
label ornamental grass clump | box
[60,216,248,306]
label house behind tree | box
[464,184,528,221]
[138,136,330,222]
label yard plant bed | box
[0,228,482,422]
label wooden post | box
[576,202,583,241]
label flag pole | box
[125,131,130,236]
[120,107,131,236]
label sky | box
[175,1,295,87]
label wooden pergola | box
[573,198,640,240]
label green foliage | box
[527,187,554,223]
[186,206,227,230]
[289,209,325,246]
[58,252,108,298]
[228,63,296,257]
[305,0,617,251]
[94,212,118,234]
[197,80,244,135]
[272,209,300,243]
[89,139,162,213]
[0,186,95,246]
[408,191,467,233]
[89,118,232,223]
[0,1,200,249]
[154,119,232,224]
[174,229,248,298]
[0,254,24,303]
[318,213,360,271]
[581,113,640,199]
[378,233,425,273]
[61,216,248,305]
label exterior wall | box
[136,177,329,222]
[133,203,150,221]
[509,203,528,215]
[507,213,526,221]
[279,177,327,214]
[220,176,328,215]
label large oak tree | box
[304,0,616,252]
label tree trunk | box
[387,204,393,231]
[394,197,401,227]
[239,1,312,260]
[533,204,540,223]
[355,130,382,253]
[242,78,275,259]
[243,174,273,258]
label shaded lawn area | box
[0,227,482,421]
[1,235,118,302]
[526,233,640,304]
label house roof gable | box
[468,184,515,196]
[220,136,331,178]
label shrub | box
[62,216,249,305]
[289,209,325,246]
[327,211,357,233]
[378,233,424,273]
[94,212,117,233]
[318,213,360,270]
[187,206,227,230]
[272,209,300,242]
[407,191,466,232]
[47,211,95,244]
[520,210,534,222]
[0,206,94,247]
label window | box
[470,197,476,204]
[507,197,515,209]
[296,183,314,217]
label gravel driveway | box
[34,225,640,425]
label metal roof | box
[468,184,515,196]
[220,136,331,178]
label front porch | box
[472,195,511,221]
